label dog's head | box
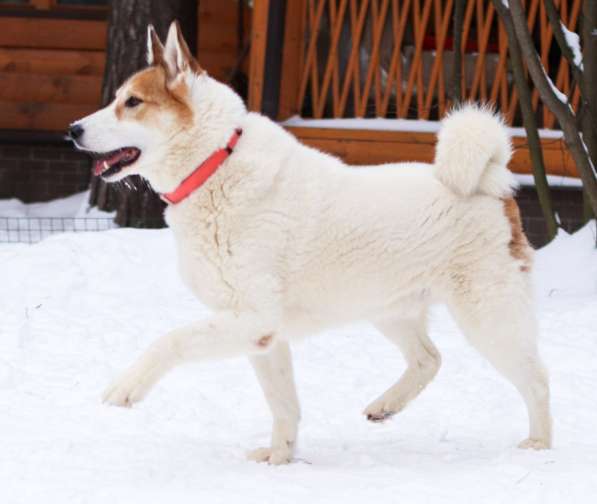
[69,21,246,192]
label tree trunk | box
[581,0,597,220]
[89,0,198,227]
[508,0,597,219]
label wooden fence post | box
[278,0,305,120]
[248,0,270,112]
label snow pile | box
[0,224,596,503]
[514,174,582,188]
[561,22,583,70]
[281,116,565,139]
[543,65,573,107]
[534,222,597,298]
[0,190,113,219]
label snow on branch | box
[581,134,597,178]
[560,22,583,71]
[544,0,584,78]
[543,64,573,110]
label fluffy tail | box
[434,104,516,198]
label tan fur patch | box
[257,334,274,348]
[115,66,193,126]
[503,198,532,272]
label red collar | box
[160,128,243,205]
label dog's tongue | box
[94,148,136,176]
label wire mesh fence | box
[0,217,119,244]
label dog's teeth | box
[103,161,109,170]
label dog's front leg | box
[247,341,300,465]
[102,310,279,407]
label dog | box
[69,21,552,464]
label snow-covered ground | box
[0,223,595,503]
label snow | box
[0,222,596,503]
[0,191,112,219]
[543,66,572,108]
[514,174,583,188]
[282,116,565,139]
[507,126,563,139]
[534,223,597,298]
[561,22,583,70]
[580,133,597,178]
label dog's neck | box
[160,128,243,205]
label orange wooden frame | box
[242,0,582,177]
[286,126,578,177]
[266,0,582,130]
[0,0,107,12]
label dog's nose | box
[68,124,84,140]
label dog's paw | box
[102,368,150,407]
[246,446,293,465]
[363,397,400,423]
[518,438,551,450]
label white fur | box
[434,104,517,198]
[146,25,159,66]
[75,24,552,464]
[72,101,159,172]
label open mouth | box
[91,147,141,178]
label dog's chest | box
[168,209,241,310]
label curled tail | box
[434,104,516,198]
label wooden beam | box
[31,0,53,9]
[0,49,105,76]
[286,127,579,177]
[0,17,106,50]
[0,101,96,131]
[278,0,305,120]
[248,0,269,112]
[0,72,102,105]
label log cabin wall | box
[0,0,587,246]
[0,0,249,203]
[0,5,107,131]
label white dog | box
[69,21,551,464]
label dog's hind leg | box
[246,341,301,465]
[364,312,441,422]
[447,282,552,449]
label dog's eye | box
[125,96,143,108]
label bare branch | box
[581,0,597,167]
[508,1,573,116]
[544,0,597,154]
[508,0,597,216]
[492,0,557,238]
[544,0,583,74]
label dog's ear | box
[146,25,165,67]
[163,20,202,78]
